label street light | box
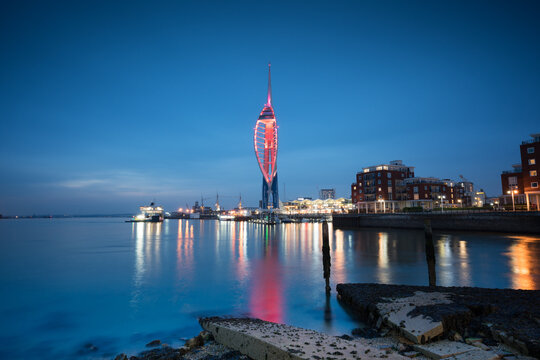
[507,187,518,211]
[438,195,446,213]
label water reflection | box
[505,236,539,290]
[249,225,283,323]
[131,222,162,307]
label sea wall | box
[332,212,540,234]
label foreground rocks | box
[113,331,249,360]
[200,316,407,359]
[337,283,540,358]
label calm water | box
[0,218,539,359]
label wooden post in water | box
[424,219,436,287]
[322,221,331,293]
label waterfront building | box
[281,197,354,214]
[254,64,279,209]
[319,188,336,200]
[351,160,469,212]
[500,133,540,210]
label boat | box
[126,202,164,222]
[217,213,235,221]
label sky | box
[1,0,540,215]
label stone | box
[413,340,479,359]
[200,317,408,359]
[200,330,214,343]
[185,334,204,349]
[452,349,500,360]
[145,339,161,348]
[114,354,128,360]
[376,291,452,344]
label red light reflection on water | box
[249,228,283,323]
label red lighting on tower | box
[254,63,279,209]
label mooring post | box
[424,219,436,287]
[322,221,331,293]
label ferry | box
[126,202,164,222]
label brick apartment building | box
[351,160,471,212]
[500,133,540,210]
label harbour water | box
[0,218,538,359]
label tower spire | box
[267,62,272,106]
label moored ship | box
[126,202,164,222]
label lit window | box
[531,170,537,177]
[353,186,357,190]
[532,182,538,188]
[528,147,535,154]
[378,187,382,192]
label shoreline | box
[113,283,540,360]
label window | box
[359,183,362,187]
[388,180,392,186]
[388,187,392,193]
[359,189,362,194]
[378,172,381,177]
[387,173,392,178]
[532,182,538,188]
[388,194,393,200]
[443,186,446,191]
[424,186,427,190]
[425,194,428,199]
[530,170,538,177]
[378,179,381,184]
[413,186,419,193]
[508,176,518,185]
[528,147,535,154]
[529,159,536,165]
[401,173,404,177]
[378,187,382,192]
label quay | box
[333,211,540,234]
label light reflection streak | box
[332,228,346,285]
[376,232,390,283]
[505,236,539,290]
[250,226,283,323]
[131,221,162,307]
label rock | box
[114,354,128,360]
[145,339,161,348]
[200,330,214,342]
[453,332,463,342]
[338,334,353,340]
[185,334,204,349]
[352,327,380,339]
[413,339,480,359]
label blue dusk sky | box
[1,0,540,215]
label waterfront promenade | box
[333,211,540,234]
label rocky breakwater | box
[337,283,540,358]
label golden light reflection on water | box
[131,221,162,307]
[377,232,390,283]
[505,235,540,290]
[177,220,194,278]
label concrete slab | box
[413,340,502,360]
[451,349,500,360]
[377,291,452,344]
[200,317,407,360]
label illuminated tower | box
[254,63,279,209]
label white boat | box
[217,214,235,221]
